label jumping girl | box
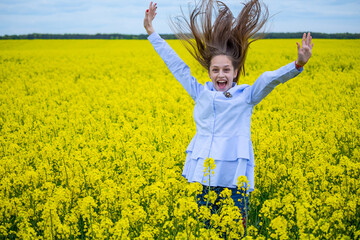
[143,0,313,232]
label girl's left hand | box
[296,32,314,67]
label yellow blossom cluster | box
[0,38,359,239]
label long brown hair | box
[170,0,268,82]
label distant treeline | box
[1,32,359,40]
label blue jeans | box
[196,185,249,235]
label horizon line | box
[1,31,360,36]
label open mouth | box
[217,80,227,90]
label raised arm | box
[144,2,204,100]
[245,33,314,105]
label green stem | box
[244,190,248,236]
[206,167,210,208]
[50,209,54,240]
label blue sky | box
[0,0,359,35]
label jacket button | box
[224,91,232,98]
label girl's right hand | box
[144,2,157,35]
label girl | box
[143,0,313,232]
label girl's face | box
[208,55,238,92]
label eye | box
[212,69,219,73]
[224,68,230,72]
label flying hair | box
[170,0,269,82]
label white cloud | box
[0,0,359,35]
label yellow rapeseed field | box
[0,38,359,239]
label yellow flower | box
[1,38,359,239]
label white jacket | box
[148,32,302,192]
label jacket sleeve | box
[148,32,203,101]
[244,62,303,105]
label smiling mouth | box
[217,80,227,90]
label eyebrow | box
[211,65,231,68]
